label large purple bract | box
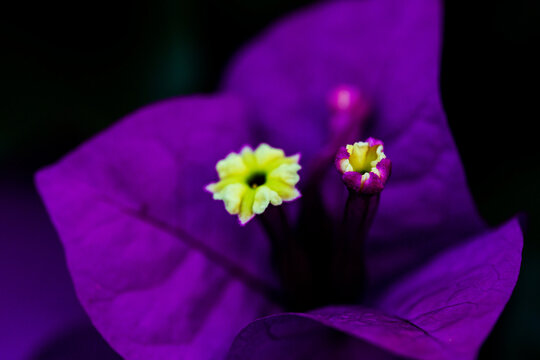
[36,1,522,359]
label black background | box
[2,0,539,358]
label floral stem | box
[258,205,289,249]
[259,206,315,310]
[331,191,379,303]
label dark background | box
[2,0,538,358]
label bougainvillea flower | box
[35,0,523,359]
[206,144,301,225]
[335,138,391,194]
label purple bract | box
[36,0,522,359]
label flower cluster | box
[36,1,522,359]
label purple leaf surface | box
[36,96,281,359]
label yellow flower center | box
[339,141,386,186]
[206,144,301,225]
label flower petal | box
[223,0,485,286]
[36,95,282,359]
[228,219,522,359]
[228,312,410,360]
[377,218,523,358]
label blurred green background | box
[2,0,539,358]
